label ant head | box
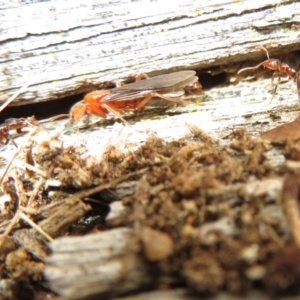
[70,101,87,123]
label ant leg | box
[102,104,131,127]
[271,71,281,85]
[270,73,289,101]
[116,73,150,87]
[2,137,18,147]
[238,47,272,76]
[271,84,279,101]
[270,71,280,101]
[136,73,150,81]
[83,114,90,127]
[10,138,18,148]
[151,93,196,106]
[237,61,268,75]
[39,114,69,124]
[296,72,300,104]
[136,94,152,109]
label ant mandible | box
[238,46,300,102]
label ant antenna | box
[258,45,270,59]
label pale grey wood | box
[0,0,299,105]
[45,227,153,299]
[116,288,294,300]
[35,73,299,160]
[2,68,298,169]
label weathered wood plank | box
[0,0,299,105]
[45,227,153,299]
[115,289,300,300]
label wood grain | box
[0,0,299,106]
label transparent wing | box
[103,71,197,102]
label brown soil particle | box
[1,121,300,298]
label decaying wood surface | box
[40,76,300,299]
[115,289,300,300]
[0,0,300,105]
[44,177,287,298]
[45,228,153,300]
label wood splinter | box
[281,174,300,248]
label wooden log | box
[8,198,91,260]
[0,0,299,106]
[44,227,153,299]
[115,288,300,300]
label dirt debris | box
[122,124,300,295]
[1,120,300,298]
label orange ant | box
[238,46,300,101]
[70,71,201,124]
[0,116,38,146]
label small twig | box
[0,181,21,246]
[27,177,46,207]
[185,122,219,146]
[18,206,38,215]
[0,149,21,186]
[0,126,38,185]
[14,162,47,178]
[247,142,265,171]
[0,213,20,247]
[265,225,285,248]
[83,197,110,206]
[281,174,300,248]
[63,167,148,202]
[18,211,53,242]
[11,168,28,206]
[0,82,31,113]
